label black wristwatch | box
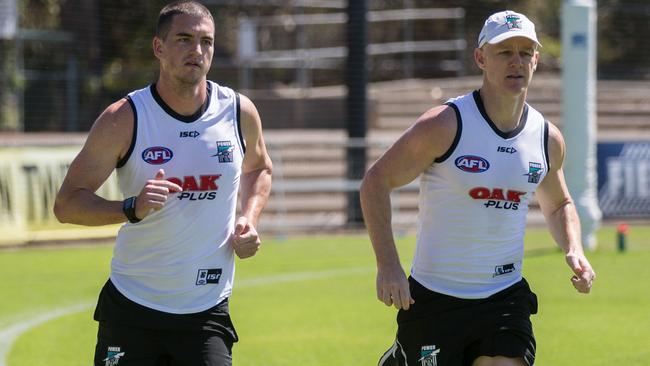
[122,196,141,223]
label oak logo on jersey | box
[142,146,173,165]
[212,141,234,163]
[469,186,526,210]
[455,155,490,173]
[179,130,200,138]
[103,346,125,366]
[168,175,221,201]
[525,162,543,183]
[494,263,516,277]
[419,345,440,366]
[196,268,222,285]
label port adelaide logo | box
[212,140,234,163]
[525,162,543,183]
[455,155,490,173]
[142,146,173,165]
[419,345,440,366]
[103,346,125,366]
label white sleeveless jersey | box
[111,81,245,314]
[412,90,549,299]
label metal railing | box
[237,8,466,89]
[264,136,420,232]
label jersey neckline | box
[149,81,212,123]
[472,90,528,139]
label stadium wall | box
[0,144,121,246]
[2,138,649,245]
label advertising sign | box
[597,142,650,218]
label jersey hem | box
[409,271,522,299]
[109,274,231,315]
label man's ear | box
[153,37,163,59]
[474,47,486,71]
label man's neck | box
[155,76,207,116]
[478,85,527,133]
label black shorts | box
[379,277,538,366]
[93,279,238,366]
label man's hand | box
[232,216,261,259]
[566,251,596,294]
[135,169,182,219]
[376,264,415,310]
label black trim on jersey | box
[235,93,246,155]
[435,102,463,163]
[116,96,138,168]
[473,90,528,139]
[543,120,550,169]
[149,82,212,123]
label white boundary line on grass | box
[0,302,95,366]
[0,266,373,366]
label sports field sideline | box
[1,226,649,366]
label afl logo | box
[142,146,173,165]
[455,155,490,173]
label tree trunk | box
[0,39,20,131]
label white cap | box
[478,10,541,48]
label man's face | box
[475,37,539,95]
[154,13,215,85]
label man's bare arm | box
[54,100,134,225]
[536,122,595,294]
[361,105,457,309]
[231,94,273,259]
[54,99,181,226]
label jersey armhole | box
[116,96,138,169]
[434,102,463,163]
[234,93,246,155]
[543,120,550,170]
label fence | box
[266,134,419,232]
[236,7,466,89]
[3,2,650,132]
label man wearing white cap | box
[361,10,596,366]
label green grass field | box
[1,226,649,366]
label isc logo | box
[142,146,173,165]
[196,268,222,285]
[497,146,517,154]
[455,155,490,173]
[180,131,200,138]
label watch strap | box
[122,196,141,223]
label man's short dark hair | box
[156,1,214,40]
